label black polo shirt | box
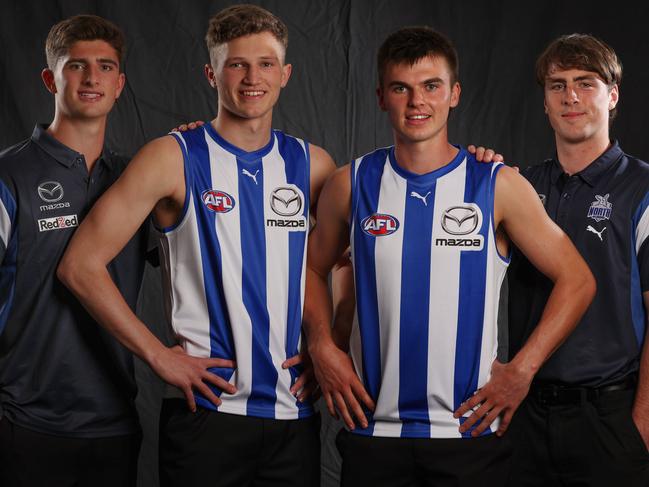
[508,141,649,387]
[0,125,148,437]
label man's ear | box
[41,68,57,94]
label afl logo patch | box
[37,181,64,203]
[202,190,235,213]
[361,213,400,236]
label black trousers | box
[159,399,321,487]
[0,417,140,487]
[336,429,512,487]
[507,387,649,486]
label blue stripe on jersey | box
[353,150,390,432]
[398,180,435,438]
[0,181,17,336]
[630,192,649,346]
[173,129,236,410]
[277,132,311,417]
[237,157,278,415]
[455,158,492,437]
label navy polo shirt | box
[0,125,148,437]
[508,141,649,386]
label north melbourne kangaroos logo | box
[587,194,612,222]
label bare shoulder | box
[309,144,336,179]
[132,134,183,169]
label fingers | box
[351,381,376,412]
[493,152,504,163]
[205,357,236,369]
[471,406,501,437]
[324,392,338,419]
[467,144,477,154]
[513,165,520,173]
[194,381,223,409]
[282,354,303,369]
[344,389,369,429]
[453,392,483,418]
[496,410,513,437]
[182,386,197,412]
[176,124,188,132]
[334,391,358,430]
[290,372,308,395]
[458,400,489,433]
[201,371,237,395]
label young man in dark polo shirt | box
[506,34,649,486]
[0,15,148,486]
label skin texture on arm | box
[331,250,355,352]
[57,135,236,412]
[632,291,649,449]
[454,166,596,436]
[302,165,375,430]
[281,143,338,400]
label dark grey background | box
[2,1,649,486]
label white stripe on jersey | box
[0,200,11,251]
[426,159,465,437]
[371,156,408,438]
[635,199,649,253]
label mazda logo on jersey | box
[37,181,64,203]
[202,190,235,213]
[270,187,302,217]
[361,213,400,236]
[441,205,481,235]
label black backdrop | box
[2,1,649,486]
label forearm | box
[303,267,337,356]
[57,258,166,366]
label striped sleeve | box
[633,190,649,291]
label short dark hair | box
[377,26,459,86]
[45,14,125,70]
[535,34,622,118]
[206,4,288,65]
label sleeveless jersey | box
[350,146,508,438]
[159,124,312,419]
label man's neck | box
[212,110,273,152]
[393,132,459,175]
[555,133,611,176]
[47,115,107,173]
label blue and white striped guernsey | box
[159,124,312,419]
[349,146,508,438]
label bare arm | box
[58,135,236,411]
[632,291,649,449]
[331,250,355,352]
[455,166,596,436]
[302,165,374,429]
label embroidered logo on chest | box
[587,194,612,222]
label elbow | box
[580,266,597,308]
[57,252,84,294]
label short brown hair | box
[536,34,622,118]
[45,14,125,70]
[377,27,459,86]
[205,4,288,64]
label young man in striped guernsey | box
[58,5,336,486]
[304,27,596,486]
